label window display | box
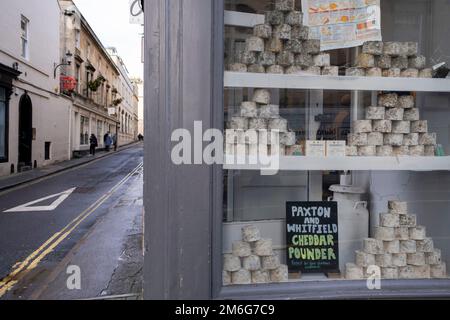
[223,0,450,287]
[223,225,289,285]
[347,93,438,157]
[345,200,447,280]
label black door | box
[18,93,32,171]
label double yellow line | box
[0,162,143,298]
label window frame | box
[44,141,51,161]
[20,15,29,60]
[80,115,89,146]
[75,64,81,93]
[75,30,81,49]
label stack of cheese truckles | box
[347,93,437,157]
[223,225,289,285]
[346,201,447,280]
[347,41,433,78]
[228,0,338,76]
[226,88,302,157]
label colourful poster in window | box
[302,0,382,51]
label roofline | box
[108,52,138,94]
[77,9,120,75]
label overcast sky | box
[73,0,144,79]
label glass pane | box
[222,0,450,287]
[21,21,26,37]
[21,39,27,58]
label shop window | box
[97,120,103,142]
[20,15,29,60]
[222,0,450,287]
[44,142,51,160]
[0,87,7,161]
[80,115,89,146]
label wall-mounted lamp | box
[130,0,143,16]
[54,51,73,79]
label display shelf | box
[224,71,450,93]
[224,155,450,171]
[224,10,264,27]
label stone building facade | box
[108,48,139,145]
[0,0,140,178]
[131,78,144,137]
[59,0,122,155]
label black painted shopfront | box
[0,63,21,164]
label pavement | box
[0,143,144,300]
[0,142,140,192]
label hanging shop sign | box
[286,201,339,273]
[60,76,77,92]
[302,0,382,51]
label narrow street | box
[0,144,144,300]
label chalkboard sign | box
[286,202,339,273]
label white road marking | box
[3,187,77,213]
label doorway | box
[18,93,32,171]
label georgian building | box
[107,48,139,145]
[0,0,72,176]
[59,0,122,155]
[0,0,140,178]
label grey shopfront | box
[143,0,450,299]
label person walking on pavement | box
[112,133,118,151]
[89,134,98,156]
[104,132,112,152]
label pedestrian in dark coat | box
[104,132,112,152]
[90,134,98,156]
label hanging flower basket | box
[87,75,106,92]
[112,98,123,107]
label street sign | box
[129,0,144,25]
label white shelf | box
[224,156,450,171]
[224,72,450,93]
[224,10,265,28]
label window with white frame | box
[80,116,89,146]
[20,15,29,59]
